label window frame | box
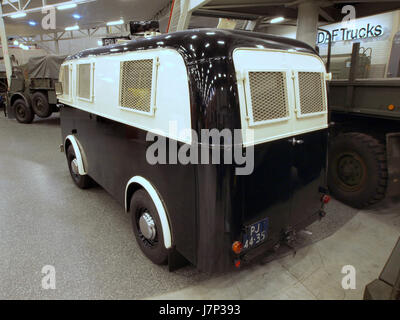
[243,69,292,128]
[118,57,159,117]
[60,63,72,102]
[294,71,328,119]
[76,62,95,103]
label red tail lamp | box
[322,195,331,204]
[234,260,241,268]
[232,241,243,255]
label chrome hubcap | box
[139,212,156,240]
[71,158,79,175]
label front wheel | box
[130,189,168,265]
[328,132,388,208]
[66,145,92,189]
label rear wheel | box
[14,99,34,124]
[130,189,168,265]
[328,132,388,208]
[32,91,52,118]
[66,145,92,189]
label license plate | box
[242,218,269,250]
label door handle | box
[288,138,304,146]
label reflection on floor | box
[150,205,400,300]
[0,113,399,300]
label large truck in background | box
[7,55,66,123]
[326,32,400,208]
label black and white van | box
[58,29,330,273]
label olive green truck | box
[6,55,66,123]
[327,40,400,208]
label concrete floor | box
[0,113,399,300]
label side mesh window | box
[119,59,155,115]
[77,63,92,100]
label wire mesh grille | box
[248,71,289,123]
[62,65,69,96]
[298,72,326,114]
[78,63,91,100]
[120,59,153,113]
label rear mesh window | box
[248,71,289,124]
[120,59,153,113]
[298,72,326,114]
[77,64,91,100]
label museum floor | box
[0,114,399,300]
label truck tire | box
[14,99,34,124]
[66,145,92,189]
[328,132,388,208]
[130,189,168,265]
[32,92,52,118]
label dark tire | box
[32,91,52,118]
[130,189,168,265]
[14,99,34,124]
[328,133,388,208]
[66,145,92,189]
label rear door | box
[233,48,328,235]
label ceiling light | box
[65,25,80,31]
[57,3,78,10]
[107,19,124,26]
[28,21,37,26]
[10,12,27,19]
[73,14,81,19]
[270,17,285,24]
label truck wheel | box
[328,133,388,208]
[14,99,34,124]
[130,189,168,265]
[32,92,52,118]
[66,145,92,189]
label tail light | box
[234,259,241,268]
[322,195,331,204]
[232,241,243,255]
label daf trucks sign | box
[317,24,384,44]
[317,12,393,45]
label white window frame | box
[60,64,72,103]
[76,62,95,103]
[242,69,291,128]
[118,57,159,117]
[294,71,328,119]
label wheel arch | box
[10,92,30,107]
[64,135,87,176]
[125,176,172,249]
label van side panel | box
[60,106,198,265]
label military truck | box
[327,36,400,208]
[8,55,66,123]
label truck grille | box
[298,72,326,115]
[248,71,289,124]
